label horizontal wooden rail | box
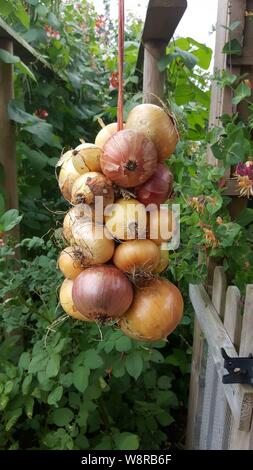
[189,283,253,431]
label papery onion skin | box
[71,221,115,265]
[136,164,173,206]
[153,244,169,274]
[126,104,179,162]
[105,198,147,240]
[119,278,184,341]
[72,265,134,322]
[95,123,125,149]
[71,172,114,207]
[113,240,160,274]
[58,246,84,280]
[59,278,90,321]
[72,143,102,173]
[63,204,96,243]
[101,129,158,188]
[148,206,173,246]
[58,151,84,201]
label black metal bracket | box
[221,348,253,385]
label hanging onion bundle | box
[126,104,179,161]
[59,278,90,321]
[58,246,84,280]
[72,265,134,322]
[113,239,160,274]
[72,143,102,173]
[95,123,124,149]
[136,163,173,207]
[105,198,147,240]
[119,278,184,341]
[71,221,115,265]
[57,151,87,201]
[71,172,114,207]
[153,244,169,274]
[63,204,95,243]
[101,129,158,188]
[148,206,173,246]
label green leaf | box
[73,366,90,393]
[46,354,60,378]
[236,208,253,227]
[22,374,33,395]
[0,48,20,64]
[8,101,35,124]
[233,82,251,106]
[0,209,22,232]
[84,350,103,369]
[28,352,48,373]
[18,352,30,371]
[125,352,143,380]
[15,61,37,81]
[5,408,22,431]
[25,397,34,419]
[191,45,212,70]
[217,223,242,247]
[114,432,139,450]
[52,408,74,427]
[222,20,241,32]
[158,48,197,71]
[115,336,132,352]
[157,376,172,390]
[47,385,63,405]
[223,39,242,56]
[15,3,30,29]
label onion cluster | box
[56,103,183,340]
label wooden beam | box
[143,40,167,104]
[0,38,18,212]
[189,282,253,431]
[136,0,187,91]
[0,17,50,69]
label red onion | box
[72,265,134,322]
[136,163,173,206]
[100,129,158,188]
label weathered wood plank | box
[0,38,18,213]
[216,286,242,449]
[189,282,253,431]
[229,285,253,449]
[136,0,187,84]
[199,267,226,449]
[186,320,207,449]
[143,40,167,104]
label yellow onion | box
[101,129,158,188]
[71,221,115,265]
[63,204,95,243]
[119,278,184,341]
[59,278,90,321]
[113,240,160,274]
[148,206,173,246]
[95,123,120,149]
[153,244,169,273]
[72,265,133,322]
[105,198,147,240]
[126,103,179,161]
[57,151,85,201]
[58,246,84,279]
[71,172,114,207]
[72,143,102,173]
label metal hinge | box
[221,348,253,385]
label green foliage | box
[1,0,252,453]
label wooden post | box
[0,38,18,212]
[143,40,167,104]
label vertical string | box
[117,0,124,132]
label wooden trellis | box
[187,0,253,450]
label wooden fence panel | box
[199,268,226,449]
